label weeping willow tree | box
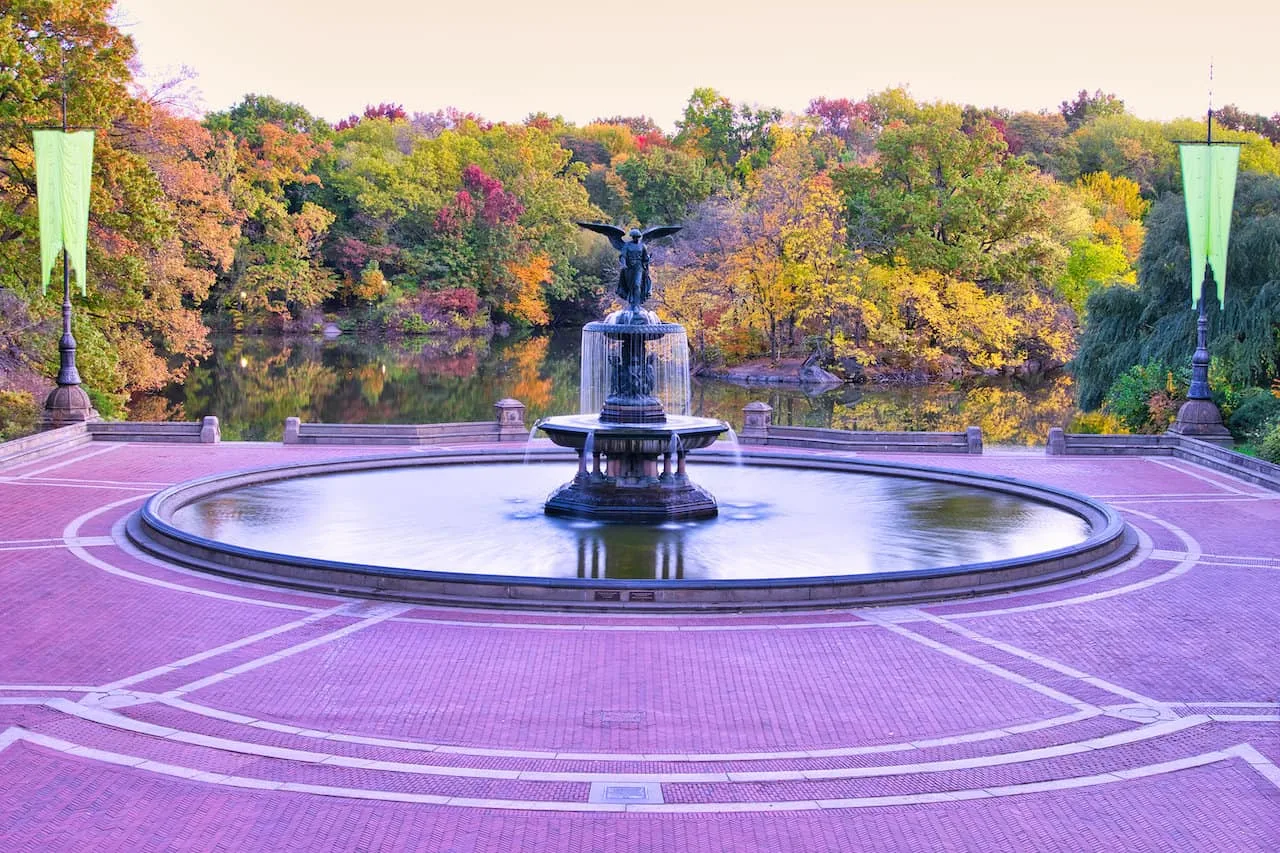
[1075,171,1280,409]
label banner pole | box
[1186,105,1212,401]
[53,83,81,388]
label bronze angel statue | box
[576,222,682,313]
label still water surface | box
[172,463,1091,581]
[141,331,1079,445]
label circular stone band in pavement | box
[126,447,1137,611]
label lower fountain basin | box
[127,447,1137,611]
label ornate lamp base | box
[1167,398,1233,446]
[41,384,99,430]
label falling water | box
[722,426,743,467]
[579,320,692,417]
[522,424,540,466]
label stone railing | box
[88,417,221,444]
[0,422,92,467]
[739,402,982,454]
[0,417,220,468]
[1047,428,1280,492]
[282,399,528,446]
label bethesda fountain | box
[536,223,729,521]
[126,218,1134,609]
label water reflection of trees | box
[573,526,686,581]
[140,331,1077,445]
[689,374,1077,444]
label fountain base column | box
[545,474,718,522]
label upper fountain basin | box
[536,413,728,452]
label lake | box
[137,330,1080,445]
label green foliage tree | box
[836,100,1059,286]
[615,146,719,225]
[1075,172,1280,410]
[674,87,781,180]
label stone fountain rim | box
[126,446,1136,611]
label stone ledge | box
[0,422,91,468]
[88,417,220,444]
[1046,428,1280,491]
[282,418,509,446]
[742,425,982,454]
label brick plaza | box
[1,440,1278,850]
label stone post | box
[495,398,526,441]
[965,426,983,454]
[1047,427,1067,456]
[283,417,301,445]
[199,416,221,444]
[741,401,773,444]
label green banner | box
[1179,142,1240,309]
[33,129,95,296]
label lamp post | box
[1168,107,1236,445]
[39,85,98,429]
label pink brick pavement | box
[0,440,1278,850]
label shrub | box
[0,390,39,441]
[1226,388,1280,439]
[398,314,434,336]
[1068,411,1130,434]
[1259,421,1280,464]
[1101,361,1187,433]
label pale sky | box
[113,0,1280,130]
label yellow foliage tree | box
[506,253,552,325]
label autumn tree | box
[1214,104,1280,145]
[206,95,337,323]
[836,100,1059,286]
[805,97,877,158]
[1060,89,1125,131]
[0,0,239,412]
[674,87,781,180]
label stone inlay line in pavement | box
[37,699,1217,784]
[7,443,124,479]
[1194,553,1280,564]
[940,506,1202,620]
[163,604,414,696]
[1,724,1273,813]
[858,613,1095,712]
[1093,492,1248,499]
[1111,496,1280,505]
[1144,457,1268,497]
[917,613,1163,708]
[0,479,154,491]
[57,498,319,612]
[0,536,113,552]
[388,615,878,633]
[16,476,175,488]
[99,604,354,691]
[134,693,1104,763]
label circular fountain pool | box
[128,448,1135,610]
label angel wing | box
[575,221,628,251]
[640,225,682,243]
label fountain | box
[536,223,728,522]
[123,218,1137,610]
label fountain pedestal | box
[539,416,726,521]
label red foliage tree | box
[335,102,408,131]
